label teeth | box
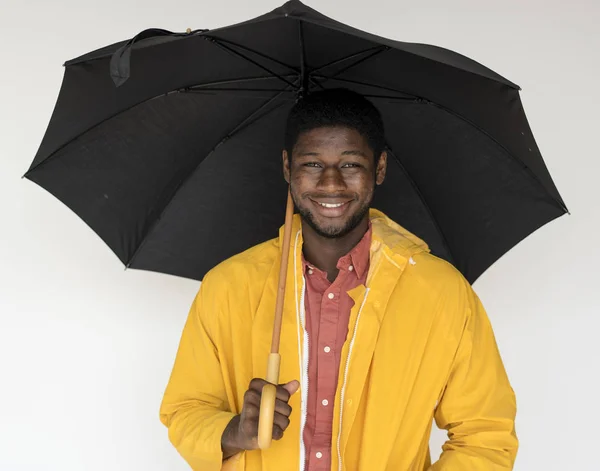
[319,202,344,208]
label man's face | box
[282,126,387,238]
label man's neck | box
[301,216,369,282]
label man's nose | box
[317,166,347,190]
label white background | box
[1,0,598,470]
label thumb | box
[282,380,300,396]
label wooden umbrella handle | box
[258,187,295,450]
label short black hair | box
[284,88,386,162]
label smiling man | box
[159,89,518,471]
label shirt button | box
[308,269,313,275]
[316,452,323,459]
[348,265,354,271]
[327,292,334,299]
[322,399,329,406]
[323,346,331,353]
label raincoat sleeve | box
[428,285,519,470]
[159,274,240,471]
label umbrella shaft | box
[270,187,294,353]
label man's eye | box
[304,162,321,168]
[342,163,361,168]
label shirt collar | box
[301,222,372,279]
[344,221,371,279]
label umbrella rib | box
[428,102,569,213]
[309,74,417,103]
[298,20,309,96]
[361,94,422,102]
[285,13,519,90]
[205,37,298,88]
[307,74,417,102]
[185,88,298,99]
[206,87,296,148]
[385,145,457,265]
[125,81,299,269]
[208,37,300,74]
[182,74,300,90]
[309,45,389,75]
[311,74,418,99]
[24,77,297,176]
[310,45,389,80]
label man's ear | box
[282,150,291,184]
[376,150,387,185]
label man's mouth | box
[309,198,353,217]
[317,202,346,208]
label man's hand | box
[221,378,300,459]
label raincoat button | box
[316,452,323,459]
[328,293,334,299]
[322,399,329,406]
[323,346,331,353]
[348,265,354,271]
[308,269,313,275]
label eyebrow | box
[296,150,370,159]
[341,150,369,158]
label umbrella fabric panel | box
[275,0,518,88]
[370,153,454,264]
[128,103,292,279]
[378,99,565,281]
[26,92,279,266]
[28,34,291,171]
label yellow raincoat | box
[159,209,518,470]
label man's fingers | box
[274,380,300,402]
[273,411,291,432]
[248,378,300,403]
[249,378,268,392]
[272,424,285,441]
[282,380,300,397]
[274,398,292,417]
[243,388,261,407]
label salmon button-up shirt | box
[301,224,371,471]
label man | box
[159,89,518,471]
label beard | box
[292,191,372,239]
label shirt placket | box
[308,270,346,470]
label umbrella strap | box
[109,28,207,87]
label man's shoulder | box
[405,249,471,296]
[202,237,279,288]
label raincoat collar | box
[277,207,430,262]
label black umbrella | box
[24,0,568,449]
[24,0,567,285]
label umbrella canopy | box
[24,0,567,284]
